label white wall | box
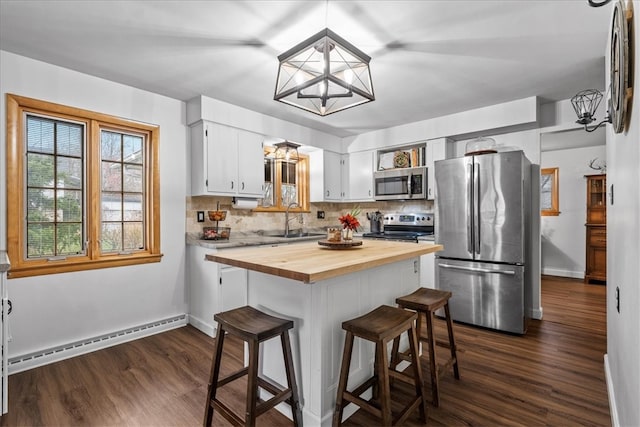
[605,2,640,426]
[540,145,606,278]
[0,51,188,357]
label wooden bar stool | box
[392,287,460,407]
[333,305,427,426]
[204,305,302,427]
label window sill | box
[8,253,163,279]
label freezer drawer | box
[436,258,526,334]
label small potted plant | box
[338,207,361,241]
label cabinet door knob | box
[326,190,330,197]
[241,182,245,190]
[231,181,234,189]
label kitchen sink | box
[262,231,325,238]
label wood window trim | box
[6,94,161,278]
[541,167,560,216]
[254,147,310,213]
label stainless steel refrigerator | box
[435,150,531,334]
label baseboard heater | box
[8,314,188,374]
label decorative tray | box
[318,240,363,249]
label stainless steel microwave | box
[373,167,427,200]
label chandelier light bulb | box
[344,68,353,85]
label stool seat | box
[393,287,460,408]
[333,305,427,426]
[395,287,452,312]
[215,305,294,342]
[204,305,302,427]
[342,305,417,342]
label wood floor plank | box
[0,276,609,426]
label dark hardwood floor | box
[0,276,609,426]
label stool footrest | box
[350,376,378,399]
[388,368,417,385]
[256,388,293,417]
[342,392,383,419]
[216,366,249,388]
[394,396,423,426]
[212,399,244,425]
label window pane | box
[102,161,122,191]
[27,223,55,257]
[56,223,83,255]
[25,114,85,259]
[57,156,83,189]
[56,123,83,156]
[57,190,83,222]
[123,164,143,192]
[123,193,143,221]
[27,153,55,187]
[27,188,55,221]
[101,223,122,253]
[123,222,143,250]
[123,134,143,164]
[27,116,55,154]
[102,193,122,221]
[101,131,121,161]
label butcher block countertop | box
[206,240,443,284]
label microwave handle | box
[408,173,413,198]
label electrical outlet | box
[317,210,325,219]
[197,211,205,222]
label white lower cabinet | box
[420,252,436,288]
[219,266,248,314]
[187,245,247,337]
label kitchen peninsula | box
[207,239,442,426]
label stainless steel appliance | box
[435,150,531,334]
[373,167,427,200]
[363,212,434,242]
[366,211,383,233]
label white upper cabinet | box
[191,120,264,197]
[310,150,343,201]
[426,137,453,200]
[345,151,374,201]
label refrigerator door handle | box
[467,163,473,254]
[439,263,517,276]
[474,162,481,255]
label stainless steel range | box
[362,212,434,243]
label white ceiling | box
[0,1,612,140]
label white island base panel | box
[247,257,421,427]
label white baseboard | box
[8,314,188,375]
[604,354,619,427]
[541,267,584,279]
[187,314,216,338]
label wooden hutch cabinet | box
[585,174,606,283]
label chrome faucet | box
[284,202,300,237]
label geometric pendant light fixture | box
[274,28,374,116]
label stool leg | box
[425,310,440,407]
[281,331,303,427]
[245,339,259,427]
[376,339,392,426]
[204,326,226,427]
[407,324,428,423]
[333,331,354,427]
[444,303,460,380]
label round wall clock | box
[609,0,633,133]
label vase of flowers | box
[338,207,361,241]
